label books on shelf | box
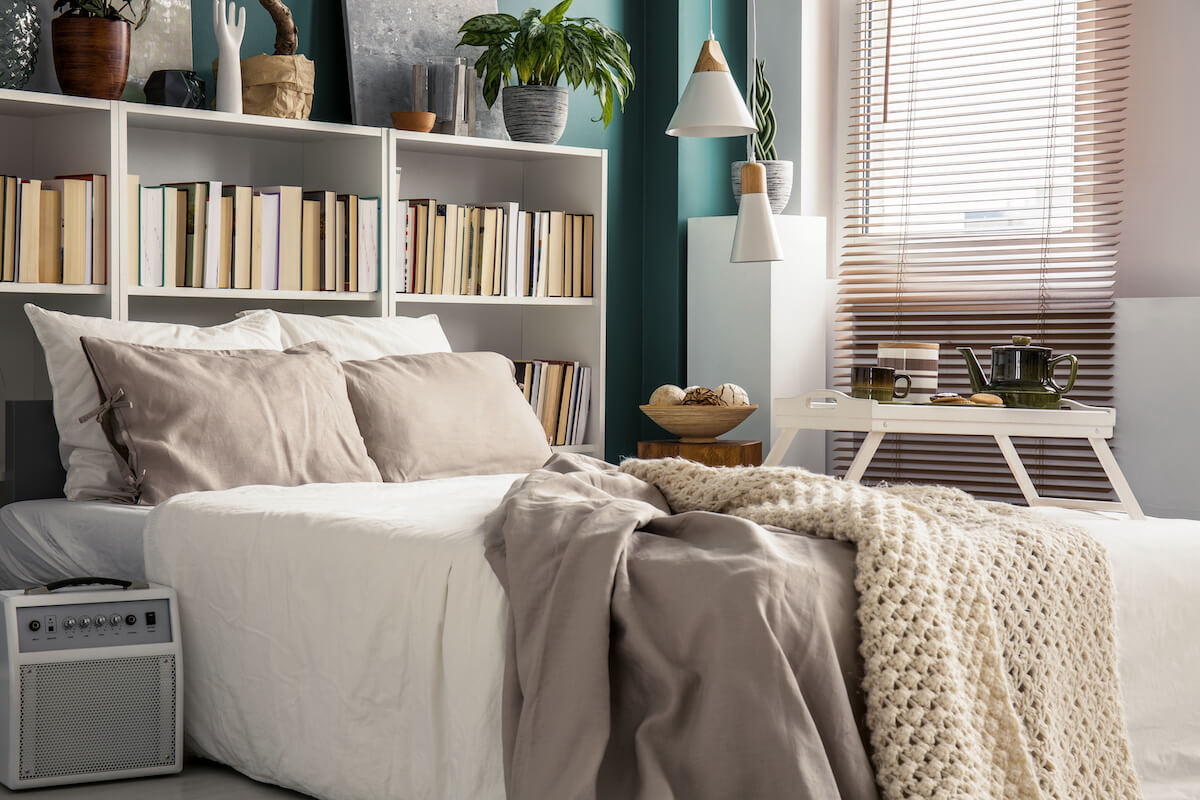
[514,359,592,446]
[398,198,593,299]
[0,173,109,286]
[129,180,381,293]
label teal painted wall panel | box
[191,1,352,123]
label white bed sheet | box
[143,481,1200,800]
[144,476,517,800]
[0,499,152,589]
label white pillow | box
[236,310,452,360]
[24,304,283,500]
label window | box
[837,0,1129,500]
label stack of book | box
[0,174,108,286]
[398,200,594,298]
[514,359,592,446]
[130,178,380,292]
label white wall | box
[759,0,1200,517]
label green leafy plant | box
[457,0,634,128]
[52,0,151,29]
[753,59,777,161]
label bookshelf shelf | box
[0,283,107,295]
[551,444,599,455]
[129,287,378,302]
[1,90,608,459]
[393,293,594,307]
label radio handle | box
[24,577,150,595]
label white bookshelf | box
[0,88,607,458]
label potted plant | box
[457,0,634,144]
[732,60,793,214]
[51,0,150,100]
[240,0,315,119]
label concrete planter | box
[502,85,568,144]
[731,160,794,214]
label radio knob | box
[110,614,121,626]
[79,616,91,629]
[63,617,76,630]
[95,615,107,628]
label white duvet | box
[145,479,1200,800]
[144,476,517,800]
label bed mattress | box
[143,480,1200,800]
[0,499,151,589]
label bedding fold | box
[484,454,879,800]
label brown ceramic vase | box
[51,16,131,100]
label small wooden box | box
[637,439,763,468]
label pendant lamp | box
[730,0,783,263]
[731,162,783,262]
[666,2,755,138]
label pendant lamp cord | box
[747,0,758,163]
[709,0,714,39]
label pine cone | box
[682,387,722,406]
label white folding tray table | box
[766,390,1144,520]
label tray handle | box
[800,390,856,410]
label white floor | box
[0,760,309,798]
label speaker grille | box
[18,655,177,780]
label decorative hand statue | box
[213,0,247,114]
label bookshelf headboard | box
[4,401,66,505]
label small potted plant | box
[51,0,150,100]
[732,60,793,214]
[457,0,634,144]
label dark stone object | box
[145,69,206,109]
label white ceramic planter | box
[732,160,794,214]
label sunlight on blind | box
[836,0,1129,501]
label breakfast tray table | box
[766,390,1144,519]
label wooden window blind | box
[836,0,1129,501]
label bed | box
[135,475,1200,800]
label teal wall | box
[191,1,351,123]
[188,0,745,461]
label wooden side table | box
[638,440,763,468]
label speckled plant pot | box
[502,85,568,144]
[0,0,39,90]
[732,160,794,214]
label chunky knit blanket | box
[619,458,1142,800]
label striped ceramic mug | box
[877,342,939,403]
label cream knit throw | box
[619,458,1141,800]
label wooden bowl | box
[391,111,436,133]
[640,404,758,443]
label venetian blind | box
[836,0,1129,501]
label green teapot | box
[956,336,1078,409]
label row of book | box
[0,174,108,285]
[130,178,380,293]
[398,201,594,298]
[515,359,592,447]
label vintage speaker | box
[0,579,181,789]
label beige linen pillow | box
[79,338,381,505]
[341,351,552,482]
[24,304,283,500]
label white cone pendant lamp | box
[666,37,755,138]
[731,161,783,262]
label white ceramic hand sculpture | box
[214,0,246,114]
